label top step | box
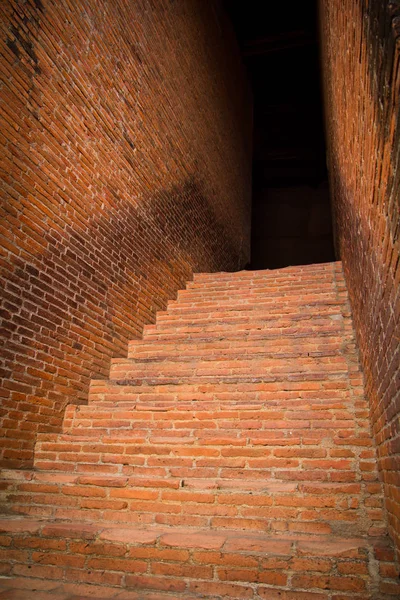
[189,262,344,289]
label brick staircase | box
[1,261,399,599]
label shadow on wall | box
[1,176,241,469]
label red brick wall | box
[320,0,400,557]
[0,0,252,468]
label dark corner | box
[224,0,335,270]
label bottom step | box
[1,517,399,599]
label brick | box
[86,557,147,573]
[31,551,85,568]
[292,575,366,592]
[109,489,159,500]
[160,532,226,549]
[0,520,41,534]
[76,476,128,487]
[0,548,29,562]
[224,537,292,554]
[64,567,122,587]
[258,592,326,600]
[68,541,126,557]
[13,564,64,580]
[290,558,332,573]
[151,562,212,578]
[58,581,122,597]
[337,562,368,575]
[124,575,186,592]
[217,567,287,586]
[61,485,105,498]
[289,522,332,534]
[193,551,259,568]
[99,529,160,545]
[128,547,190,561]
[161,490,214,503]
[379,562,398,578]
[0,536,11,547]
[188,581,254,598]
[41,523,98,539]
[298,540,366,558]
[380,580,400,595]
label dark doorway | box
[224,0,335,269]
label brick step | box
[36,429,358,447]
[88,378,364,406]
[82,399,366,418]
[35,429,372,453]
[167,301,345,317]
[1,470,379,534]
[103,372,353,390]
[177,294,348,310]
[127,337,345,361]
[64,397,357,418]
[109,355,350,383]
[155,308,346,327]
[191,263,337,277]
[177,293,345,307]
[1,516,399,599]
[56,422,369,458]
[191,262,342,281]
[52,413,369,441]
[0,469,309,492]
[143,313,343,334]
[30,430,376,487]
[64,406,361,442]
[190,267,340,280]
[188,265,341,288]
[155,308,345,326]
[177,289,339,303]
[4,469,372,496]
[157,295,348,319]
[178,275,344,296]
[174,292,342,306]
[66,386,368,432]
[87,397,363,412]
[141,324,344,345]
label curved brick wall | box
[320,0,400,557]
[0,0,252,467]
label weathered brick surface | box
[1,262,399,597]
[0,0,252,468]
[319,0,400,559]
[0,519,399,598]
